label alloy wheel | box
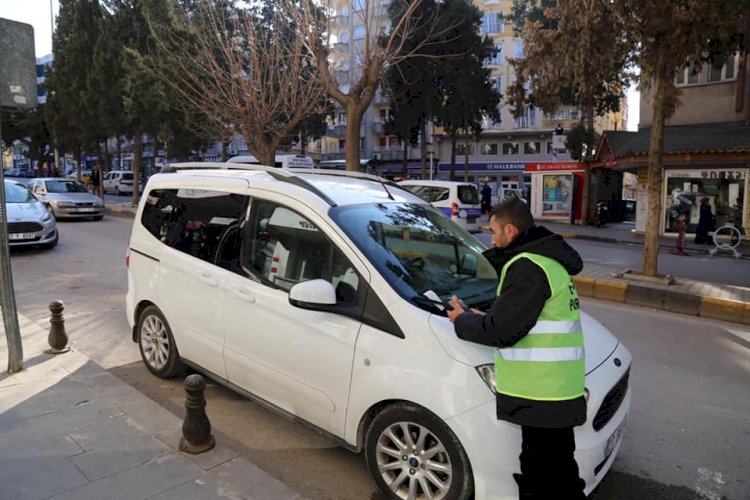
[140,314,170,370]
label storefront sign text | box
[525,162,584,172]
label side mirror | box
[289,279,337,310]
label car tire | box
[137,305,183,378]
[365,403,474,500]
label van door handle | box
[233,287,256,303]
[199,273,219,287]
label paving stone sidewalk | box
[0,312,306,500]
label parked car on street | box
[103,170,142,195]
[398,179,483,232]
[27,178,104,220]
[127,163,631,500]
[4,179,58,249]
[66,169,93,185]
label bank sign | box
[437,162,525,172]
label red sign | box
[525,162,585,172]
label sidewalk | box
[0,312,306,500]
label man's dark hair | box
[491,197,535,233]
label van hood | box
[429,311,618,375]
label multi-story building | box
[313,0,622,223]
[595,52,750,236]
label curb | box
[573,276,750,325]
[105,206,136,219]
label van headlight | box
[475,364,496,393]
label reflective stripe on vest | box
[494,252,585,401]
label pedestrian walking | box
[694,197,714,244]
[481,182,492,216]
[90,166,101,197]
[446,197,587,500]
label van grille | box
[593,368,629,431]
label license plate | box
[77,208,97,212]
[9,232,36,240]
[604,419,626,461]
[467,216,477,223]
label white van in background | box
[398,180,482,232]
[227,154,315,169]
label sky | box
[1,0,640,130]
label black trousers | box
[514,425,587,499]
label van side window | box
[141,188,249,270]
[404,185,450,203]
[245,200,360,304]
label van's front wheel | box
[137,306,183,378]
[365,403,474,500]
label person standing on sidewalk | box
[446,197,587,499]
[481,182,492,217]
[694,197,714,244]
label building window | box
[339,139,346,151]
[378,108,388,121]
[338,113,347,126]
[379,137,387,147]
[546,141,554,155]
[353,0,366,11]
[492,44,504,65]
[676,54,738,87]
[481,143,498,155]
[456,143,476,155]
[481,13,502,34]
[524,142,541,154]
[514,41,524,59]
[502,143,519,155]
[353,25,366,39]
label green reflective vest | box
[494,252,585,401]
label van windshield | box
[458,185,479,204]
[330,203,498,313]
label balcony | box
[372,121,385,134]
[326,125,347,138]
[513,116,537,129]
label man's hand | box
[446,295,465,323]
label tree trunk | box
[116,138,122,169]
[300,132,307,156]
[221,140,228,162]
[75,148,81,181]
[402,140,408,177]
[345,104,362,171]
[463,131,470,182]
[450,132,457,180]
[420,121,427,179]
[132,129,142,207]
[642,77,667,277]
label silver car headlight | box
[475,363,497,394]
[52,201,76,208]
[42,211,54,223]
[94,202,104,208]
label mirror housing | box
[289,279,337,310]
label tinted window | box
[245,200,360,304]
[458,185,479,204]
[330,203,497,312]
[122,173,133,180]
[403,185,450,203]
[46,181,88,193]
[141,188,249,268]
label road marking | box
[695,466,725,500]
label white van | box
[227,154,315,169]
[398,180,483,232]
[126,163,631,500]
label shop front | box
[436,162,527,205]
[663,168,747,234]
[525,162,585,223]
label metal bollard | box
[45,300,70,354]
[179,374,215,454]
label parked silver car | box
[4,180,58,249]
[27,178,104,220]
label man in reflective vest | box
[447,197,587,499]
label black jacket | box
[454,226,587,428]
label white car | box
[103,170,142,195]
[126,164,631,499]
[398,180,483,233]
[4,180,58,249]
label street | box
[474,231,750,288]
[6,216,750,499]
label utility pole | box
[0,18,39,373]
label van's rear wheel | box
[137,306,183,378]
[365,403,473,500]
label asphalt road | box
[474,232,750,288]
[7,216,750,499]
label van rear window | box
[458,185,479,204]
[404,186,450,203]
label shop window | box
[481,143,498,155]
[664,170,746,233]
[502,142,519,155]
[456,143,476,155]
[524,142,541,154]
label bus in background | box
[227,154,315,169]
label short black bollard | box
[45,300,70,354]
[179,374,215,454]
